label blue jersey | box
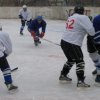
[93,15,100,43]
[28,19,46,33]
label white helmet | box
[22,5,27,9]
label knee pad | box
[65,61,74,68]
[76,61,85,72]
[61,61,74,76]
[76,61,85,81]
[89,52,100,70]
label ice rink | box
[0,19,100,100]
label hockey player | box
[28,16,46,46]
[87,15,97,75]
[0,26,18,91]
[87,14,100,86]
[19,5,32,35]
[59,5,95,87]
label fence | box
[0,0,100,6]
[0,6,99,19]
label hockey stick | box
[42,38,60,46]
[66,9,70,18]
[11,67,18,72]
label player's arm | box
[42,21,46,33]
[79,15,95,36]
[40,21,47,38]
[19,15,23,19]
[18,9,23,19]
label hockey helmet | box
[22,5,27,11]
[74,5,84,14]
[36,16,43,23]
[36,16,43,20]
[22,5,27,9]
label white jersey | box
[62,13,95,46]
[19,9,32,21]
[0,31,12,57]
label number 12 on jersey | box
[66,19,75,29]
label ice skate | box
[95,75,100,86]
[34,36,39,46]
[6,83,18,91]
[59,75,72,83]
[34,40,38,46]
[77,81,90,88]
[38,40,41,44]
[20,32,23,35]
[34,36,41,46]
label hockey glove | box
[40,32,45,38]
[3,52,8,58]
[26,21,31,26]
[19,15,23,19]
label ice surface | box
[0,19,100,100]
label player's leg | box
[36,31,41,43]
[94,44,100,85]
[20,20,25,35]
[34,31,41,46]
[59,61,74,82]
[73,45,90,87]
[59,40,74,82]
[89,52,100,75]
[0,56,18,90]
[34,36,39,46]
[87,35,97,75]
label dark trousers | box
[61,40,85,81]
[61,40,84,63]
[0,56,10,71]
[21,20,26,26]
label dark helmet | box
[36,16,43,21]
[74,5,84,14]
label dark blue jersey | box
[93,15,100,43]
[28,19,46,33]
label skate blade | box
[94,82,100,87]
[8,88,18,94]
[77,85,90,90]
[8,89,18,94]
[77,86,90,90]
[59,80,72,84]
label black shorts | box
[61,40,84,63]
[21,20,26,26]
[0,56,10,71]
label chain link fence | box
[0,0,100,6]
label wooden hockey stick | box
[42,38,60,46]
[11,67,18,72]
